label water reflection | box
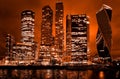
[0,69,119,79]
[99,71,104,79]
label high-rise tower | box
[66,15,72,56]
[21,10,35,45]
[12,10,36,62]
[55,1,64,56]
[39,5,54,63]
[6,34,15,60]
[96,4,112,62]
[41,5,53,46]
[66,14,89,62]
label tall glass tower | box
[66,15,72,56]
[21,10,35,45]
[12,10,36,62]
[55,1,64,56]
[66,14,89,62]
[41,5,53,46]
[96,4,112,62]
[39,5,54,63]
[6,34,15,60]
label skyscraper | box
[39,5,54,64]
[96,4,112,62]
[55,1,64,56]
[6,34,15,60]
[21,10,35,45]
[66,14,89,62]
[41,5,53,46]
[12,10,36,62]
[66,15,72,56]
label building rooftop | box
[102,4,112,10]
[96,4,112,14]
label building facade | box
[96,4,112,62]
[12,10,36,62]
[55,2,64,56]
[5,34,15,60]
[39,5,54,64]
[66,14,89,62]
[12,43,35,61]
[41,5,54,46]
[21,10,35,45]
[66,15,72,56]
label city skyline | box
[0,0,120,59]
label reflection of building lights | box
[99,71,104,79]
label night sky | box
[0,0,120,59]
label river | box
[0,69,119,79]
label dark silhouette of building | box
[66,15,72,56]
[55,1,64,56]
[66,14,89,62]
[96,4,112,62]
[6,34,15,60]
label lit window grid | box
[96,5,112,61]
[55,2,64,54]
[40,46,51,52]
[21,31,34,37]
[21,20,34,25]
[39,45,52,61]
[12,45,35,60]
[41,6,53,46]
[71,15,89,62]
[21,14,34,44]
[21,17,34,22]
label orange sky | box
[0,0,120,58]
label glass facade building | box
[12,43,35,61]
[66,15,72,56]
[41,5,54,46]
[96,4,112,62]
[66,14,89,62]
[39,5,54,64]
[21,10,35,45]
[6,34,15,60]
[12,10,36,62]
[55,2,64,56]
